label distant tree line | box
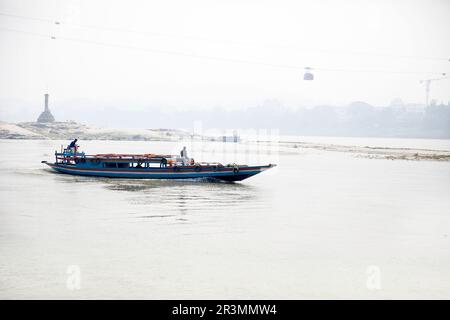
[164,100,450,139]
[63,99,450,139]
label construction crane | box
[420,74,449,107]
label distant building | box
[37,93,55,123]
[222,130,240,143]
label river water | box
[0,138,449,299]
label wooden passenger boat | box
[42,146,276,182]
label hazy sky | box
[1,0,449,122]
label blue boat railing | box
[55,149,86,157]
[52,149,273,170]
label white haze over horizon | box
[0,0,450,125]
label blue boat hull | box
[43,162,273,182]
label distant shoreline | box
[0,121,201,142]
[1,122,449,162]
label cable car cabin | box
[303,72,314,80]
[303,67,314,80]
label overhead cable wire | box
[1,11,449,62]
[0,27,448,76]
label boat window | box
[148,162,160,168]
[131,162,144,168]
[104,162,118,168]
[117,163,129,168]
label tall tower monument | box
[37,93,55,123]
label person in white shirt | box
[180,146,188,165]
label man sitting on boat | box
[160,158,168,168]
[67,139,78,153]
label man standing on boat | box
[180,146,188,165]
